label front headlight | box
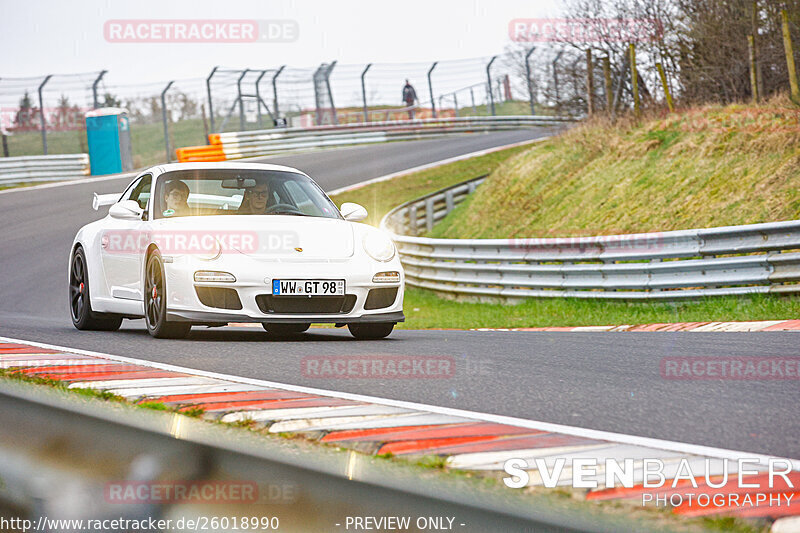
[363,232,396,262]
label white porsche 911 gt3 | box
[68,162,404,339]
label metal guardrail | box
[0,154,90,185]
[381,176,800,299]
[192,116,573,162]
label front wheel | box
[262,323,310,335]
[69,247,122,331]
[348,322,395,340]
[144,252,191,339]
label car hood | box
[149,215,355,260]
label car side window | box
[128,175,152,211]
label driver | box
[239,181,271,214]
[163,180,190,216]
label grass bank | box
[430,96,800,239]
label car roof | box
[154,161,309,177]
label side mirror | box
[109,200,144,220]
[340,202,368,222]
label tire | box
[144,251,191,339]
[348,322,395,340]
[262,323,311,335]
[69,246,123,331]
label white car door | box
[101,174,152,300]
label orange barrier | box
[175,144,226,162]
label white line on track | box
[1,334,797,469]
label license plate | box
[272,279,345,296]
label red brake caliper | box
[79,282,84,293]
[152,286,158,300]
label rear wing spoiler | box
[92,193,119,210]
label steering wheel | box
[265,203,305,215]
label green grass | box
[397,288,800,329]
[328,142,535,227]
[430,96,800,239]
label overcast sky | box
[1,0,564,84]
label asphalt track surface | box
[0,129,797,459]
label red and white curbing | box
[473,319,800,333]
[1,336,798,526]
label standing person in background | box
[402,79,418,119]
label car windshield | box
[153,169,341,220]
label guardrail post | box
[445,190,455,213]
[206,66,219,134]
[237,69,249,131]
[425,197,435,232]
[360,63,372,123]
[408,205,418,236]
[427,62,438,118]
[468,181,478,194]
[161,81,174,163]
[272,65,285,121]
[486,56,497,116]
[255,70,267,129]
[37,75,52,155]
[91,70,107,110]
[325,61,338,125]
[525,47,536,115]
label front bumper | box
[163,254,405,324]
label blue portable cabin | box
[85,107,133,175]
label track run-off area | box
[0,128,797,462]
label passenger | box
[163,180,190,216]
[239,182,271,214]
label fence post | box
[603,56,612,115]
[427,62,438,118]
[486,56,497,116]
[470,87,477,115]
[782,10,800,103]
[324,61,338,125]
[525,47,536,115]
[255,70,267,129]
[37,75,52,155]
[205,66,218,134]
[92,70,107,110]
[1,133,8,157]
[586,49,594,116]
[360,63,372,123]
[552,51,563,113]
[629,44,641,119]
[747,35,760,103]
[271,65,285,120]
[453,92,459,117]
[237,69,249,131]
[656,63,674,112]
[161,81,174,163]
